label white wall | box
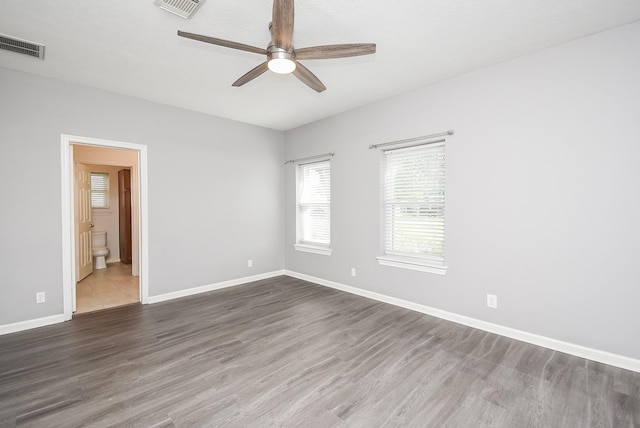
[284,21,640,360]
[0,67,284,326]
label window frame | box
[294,157,332,256]
[377,138,447,275]
[90,172,110,210]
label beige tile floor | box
[75,262,139,314]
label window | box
[295,159,331,255]
[378,140,446,274]
[90,172,109,209]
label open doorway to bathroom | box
[62,135,148,319]
[72,144,140,314]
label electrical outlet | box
[487,294,498,309]
[248,259,253,268]
[36,292,45,304]
[351,268,356,277]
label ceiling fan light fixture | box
[267,48,296,74]
[268,57,296,74]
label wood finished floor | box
[1,276,639,427]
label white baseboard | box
[1,271,286,335]
[5,271,638,373]
[284,270,640,374]
[0,314,66,336]
[148,270,286,304]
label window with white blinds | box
[90,172,109,209]
[296,159,331,254]
[380,141,446,273]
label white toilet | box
[92,231,110,270]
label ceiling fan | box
[177,0,376,92]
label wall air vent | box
[0,34,45,59]
[157,0,203,19]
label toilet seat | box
[92,247,109,256]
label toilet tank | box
[92,231,107,248]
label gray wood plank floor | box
[1,275,639,427]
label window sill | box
[294,243,332,256]
[376,255,447,275]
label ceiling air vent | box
[157,0,203,19]
[0,34,45,59]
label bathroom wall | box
[74,146,139,269]
[82,164,128,263]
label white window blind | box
[382,142,445,266]
[90,172,109,209]
[298,159,331,246]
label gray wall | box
[2,20,639,362]
[284,21,640,359]
[0,67,284,325]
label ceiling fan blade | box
[272,0,294,50]
[177,30,268,55]
[292,62,326,93]
[232,62,270,87]
[295,43,377,60]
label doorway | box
[74,159,136,313]
[61,135,149,320]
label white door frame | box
[61,134,149,320]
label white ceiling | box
[2,1,640,131]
